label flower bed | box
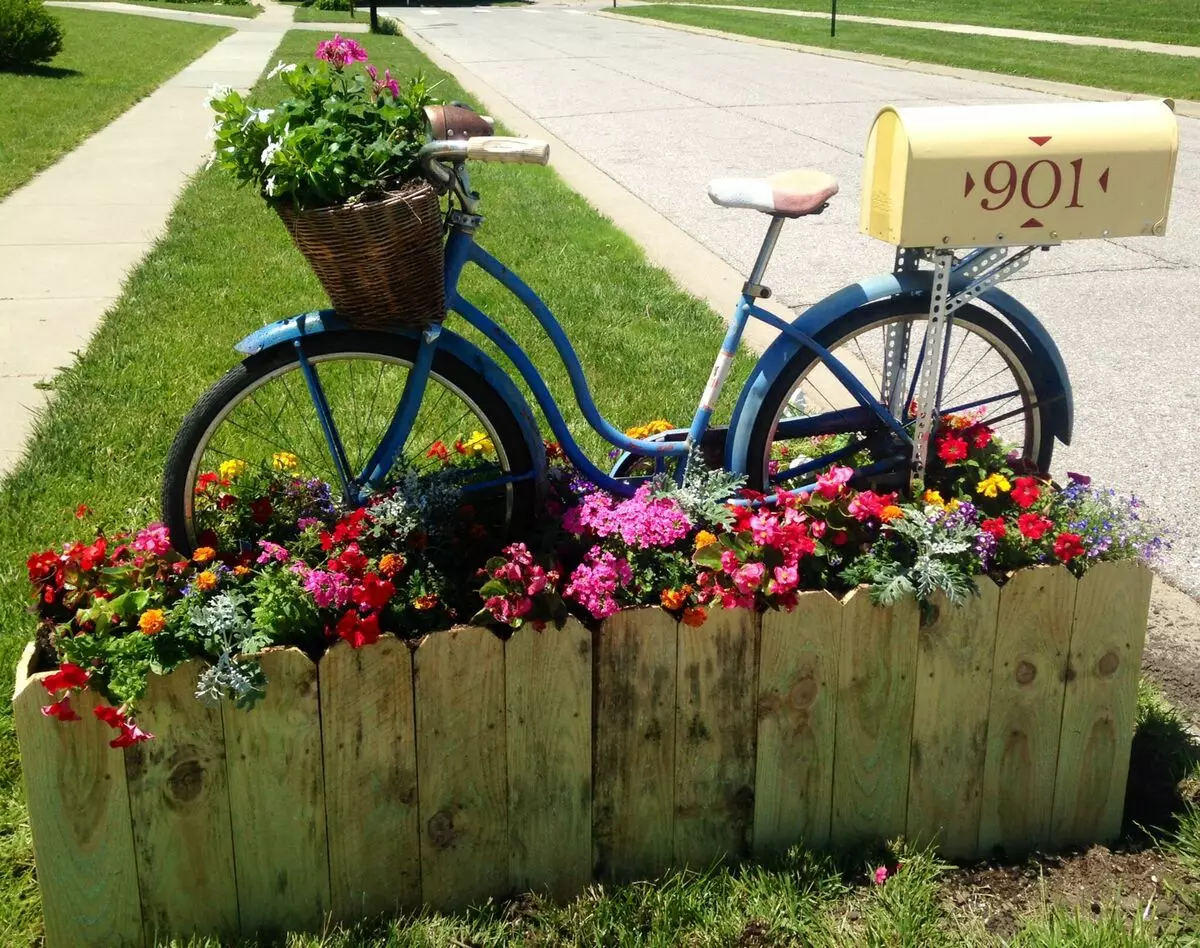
[13,418,1163,943]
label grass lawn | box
[1,24,1198,948]
[658,0,1200,47]
[51,0,261,15]
[614,6,1200,101]
[290,4,361,22]
[0,9,231,200]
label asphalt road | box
[395,4,1200,598]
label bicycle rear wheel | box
[745,300,1055,490]
[162,331,537,553]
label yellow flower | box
[462,431,494,457]
[192,546,216,564]
[922,489,946,509]
[139,609,166,636]
[218,459,247,480]
[271,451,300,471]
[625,418,673,440]
[880,505,904,522]
[947,499,961,512]
[976,473,1012,498]
[195,570,218,592]
[694,530,718,550]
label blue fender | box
[726,271,1073,472]
[235,310,547,476]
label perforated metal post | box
[910,249,955,475]
[881,248,921,417]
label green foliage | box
[370,15,398,34]
[0,0,62,70]
[208,49,434,210]
[314,0,352,10]
[842,507,979,607]
[652,448,746,528]
[249,565,319,643]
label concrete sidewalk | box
[0,3,308,475]
[665,2,1200,59]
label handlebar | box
[419,136,550,188]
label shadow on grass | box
[1123,682,1200,842]
[0,63,82,78]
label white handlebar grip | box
[465,136,550,165]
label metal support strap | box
[881,248,922,416]
[910,249,955,476]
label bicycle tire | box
[162,331,538,554]
[744,299,1056,491]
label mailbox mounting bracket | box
[905,244,1046,477]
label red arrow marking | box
[1021,217,1043,228]
[964,171,976,197]
[1099,168,1110,192]
[1029,135,1052,146]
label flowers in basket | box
[27,418,1164,748]
[206,35,436,210]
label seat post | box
[745,214,786,296]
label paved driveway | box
[395,5,1200,598]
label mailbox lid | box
[860,99,1179,248]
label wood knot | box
[788,675,819,709]
[167,759,204,804]
[427,810,457,850]
[1014,661,1037,685]
[1097,651,1120,677]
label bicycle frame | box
[339,211,912,500]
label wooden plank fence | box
[12,562,1153,947]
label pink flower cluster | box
[564,546,632,620]
[314,34,368,70]
[697,496,816,611]
[365,64,400,99]
[478,543,558,628]
[133,522,171,556]
[563,484,691,550]
[302,568,355,609]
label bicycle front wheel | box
[745,300,1055,490]
[162,331,537,553]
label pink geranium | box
[314,34,369,70]
[564,546,632,619]
[814,465,852,500]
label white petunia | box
[265,175,277,197]
[266,61,297,80]
[204,83,233,107]
[241,107,275,130]
[260,137,283,166]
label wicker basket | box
[277,180,445,329]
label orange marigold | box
[233,565,252,578]
[139,609,166,636]
[694,530,718,551]
[413,593,439,611]
[879,505,904,523]
[195,570,218,592]
[192,546,216,564]
[660,585,692,611]
[681,606,708,628]
[379,553,406,577]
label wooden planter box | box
[14,562,1152,947]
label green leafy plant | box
[0,0,63,71]
[208,35,435,209]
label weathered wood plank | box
[414,626,508,911]
[978,566,1076,855]
[905,581,1001,858]
[506,619,592,900]
[830,590,920,849]
[753,592,840,856]
[1051,561,1153,847]
[320,636,420,920]
[675,606,759,868]
[125,660,238,944]
[223,648,329,935]
[12,646,144,948]
[593,608,676,883]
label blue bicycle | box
[163,118,1071,551]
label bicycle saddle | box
[707,169,838,218]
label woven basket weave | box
[277,181,444,329]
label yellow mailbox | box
[860,99,1178,248]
